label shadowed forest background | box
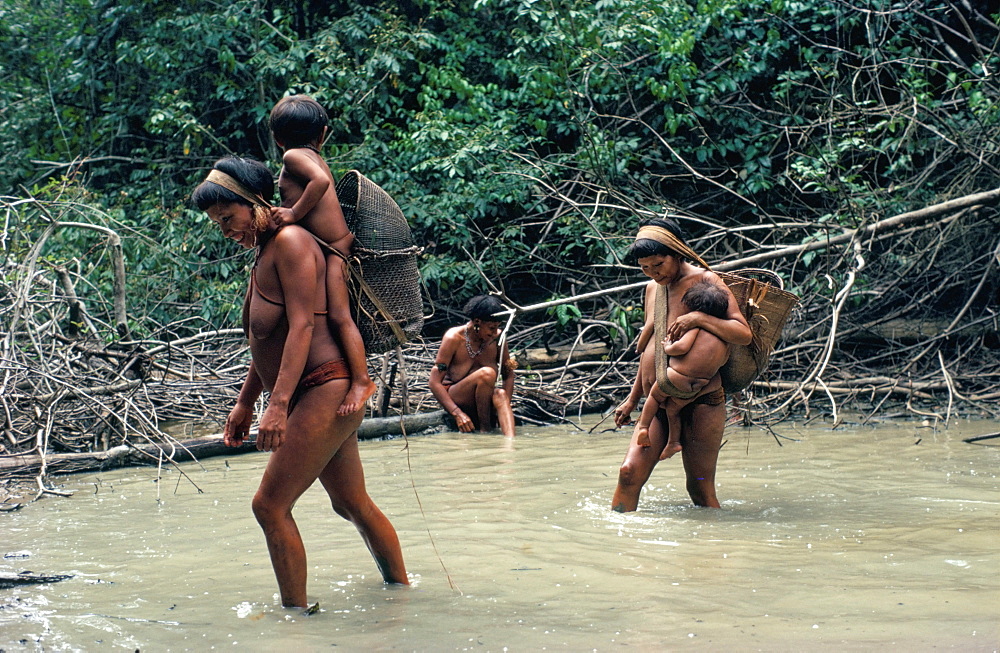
[1,1,998,480]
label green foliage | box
[548,302,582,327]
[608,303,639,346]
[1,0,996,337]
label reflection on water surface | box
[2,417,998,650]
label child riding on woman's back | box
[268,95,375,415]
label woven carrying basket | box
[717,269,799,393]
[335,170,424,354]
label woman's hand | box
[666,311,703,342]
[453,410,474,433]
[256,403,288,452]
[614,397,637,428]
[223,402,254,447]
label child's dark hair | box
[191,157,274,210]
[269,95,328,148]
[627,216,688,263]
[463,295,506,321]
[682,281,729,319]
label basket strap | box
[653,283,669,395]
[307,233,409,346]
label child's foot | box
[659,442,682,460]
[338,379,377,416]
[635,426,651,448]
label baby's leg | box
[659,376,722,460]
[326,254,376,416]
[634,385,666,448]
[660,399,686,460]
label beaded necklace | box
[464,325,489,359]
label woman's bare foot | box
[338,379,377,416]
[635,425,651,448]
[659,441,682,460]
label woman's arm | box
[633,281,657,353]
[500,340,515,399]
[666,273,751,346]
[224,361,264,447]
[429,331,473,431]
[256,229,318,451]
[615,281,658,428]
[613,362,644,428]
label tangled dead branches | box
[3,185,999,506]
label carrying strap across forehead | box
[205,169,272,208]
[635,225,711,270]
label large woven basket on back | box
[653,269,799,395]
[717,269,798,392]
[335,170,424,354]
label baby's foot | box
[635,425,651,448]
[339,379,377,416]
[659,441,682,460]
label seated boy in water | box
[635,280,732,459]
[268,95,376,415]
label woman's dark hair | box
[463,295,506,321]
[682,280,729,319]
[191,157,274,210]
[627,216,687,263]
[269,95,328,148]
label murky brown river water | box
[2,416,998,651]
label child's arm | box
[662,328,699,356]
[271,149,331,227]
[665,274,751,345]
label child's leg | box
[660,398,686,460]
[660,376,722,460]
[665,366,699,395]
[635,385,666,448]
[326,255,376,416]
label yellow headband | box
[205,169,272,208]
[635,225,711,270]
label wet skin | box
[206,201,408,607]
[429,319,516,437]
[611,254,751,511]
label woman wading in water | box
[192,157,408,608]
[612,218,751,511]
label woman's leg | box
[679,400,725,507]
[612,409,667,512]
[251,380,360,607]
[446,366,498,431]
[317,433,409,584]
[325,255,376,416]
[472,367,498,432]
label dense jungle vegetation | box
[1,0,999,475]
